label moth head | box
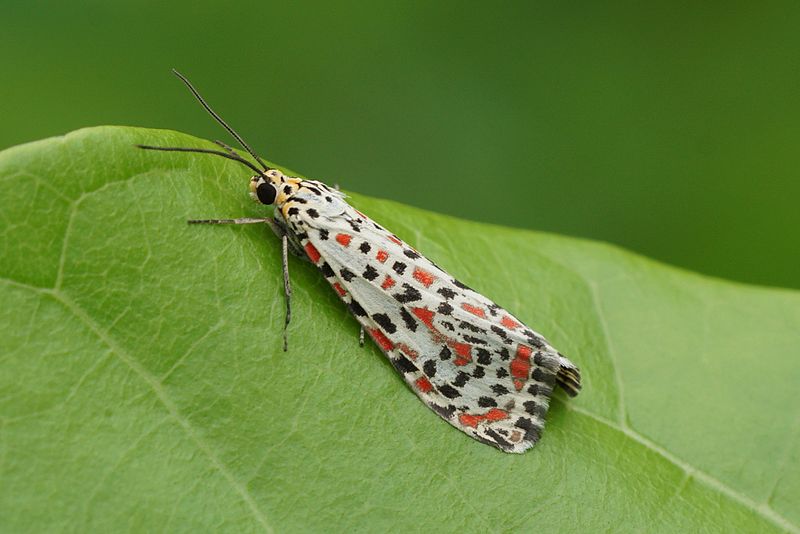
[249,170,282,205]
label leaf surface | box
[1,127,798,533]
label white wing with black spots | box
[282,191,581,453]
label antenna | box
[171,69,270,171]
[136,144,268,177]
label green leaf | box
[1,126,798,533]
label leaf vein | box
[50,290,274,534]
[566,404,798,533]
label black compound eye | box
[256,182,277,205]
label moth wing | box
[300,207,579,452]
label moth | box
[139,70,581,453]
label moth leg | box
[281,233,292,352]
[188,217,273,225]
[188,216,293,351]
[359,326,365,347]
[263,217,306,259]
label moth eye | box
[256,182,277,205]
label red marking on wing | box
[452,342,472,362]
[410,307,473,365]
[381,275,396,290]
[501,315,521,329]
[397,343,418,360]
[452,342,472,366]
[461,303,486,318]
[458,408,508,428]
[335,233,352,247]
[458,414,482,428]
[332,282,347,297]
[376,249,389,263]
[369,328,394,351]
[510,344,533,391]
[411,308,472,365]
[412,267,435,288]
[510,360,530,378]
[412,307,436,329]
[388,235,402,246]
[415,376,433,393]
[485,408,509,422]
[354,209,367,219]
[304,242,321,263]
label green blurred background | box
[2,1,798,289]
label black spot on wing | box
[459,321,486,334]
[491,384,509,395]
[431,403,456,419]
[491,325,507,338]
[439,384,460,399]
[349,300,367,317]
[539,383,554,397]
[393,283,421,303]
[320,262,335,278]
[391,355,417,374]
[478,396,497,407]
[533,368,556,386]
[452,279,471,290]
[453,372,470,387]
[514,417,542,443]
[399,308,418,332]
[437,302,453,315]
[476,348,492,365]
[362,265,379,281]
[524,329,545,348]
[523,401,546,418]
[483,428,513,450]
[372,313,397,334]
[437,287,456,300]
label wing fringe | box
[556,357,581,397]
